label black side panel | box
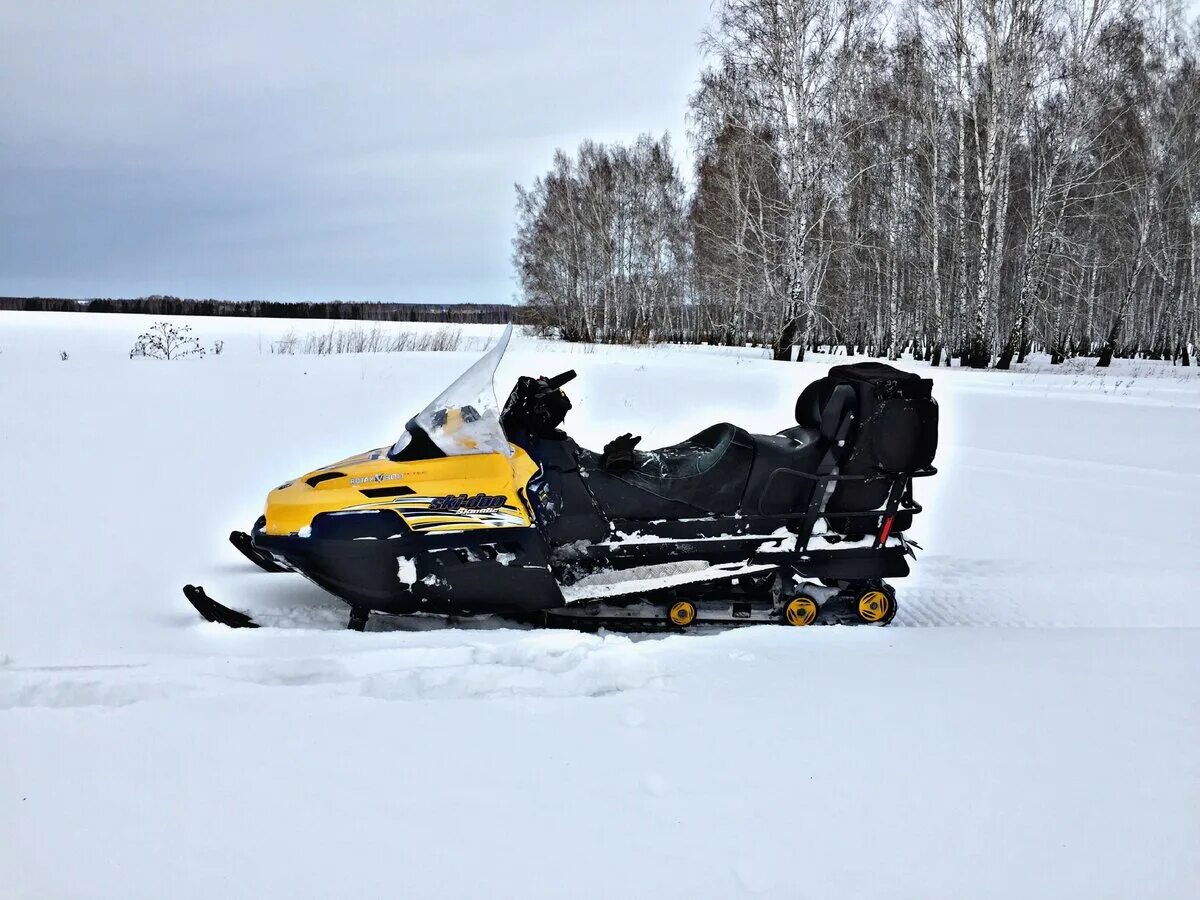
[525,437,611,544]
[577,464,710,520]
[255,519,563,615]
[412,530,563,615]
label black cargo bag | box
[797,362,938,537]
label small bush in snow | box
[130,322,206,360]
[273,332,298,355]
[59,350,69,361]
[212,340,224,355]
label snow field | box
[2,310,1199,899]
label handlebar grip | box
[544,370,577,390]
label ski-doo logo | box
[351,473,404,485]
[429,492,507,512]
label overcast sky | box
[4,1,1199,305]
[0,1,714,303]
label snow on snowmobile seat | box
[579,423,756,518]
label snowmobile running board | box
[228,530,289,573]
[183,585,260,629]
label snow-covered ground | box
[2,311,1198,899]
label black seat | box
[740,428,827,516]
[579,423,756,517]
[740,385,860,517]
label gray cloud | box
[0,0,713,302]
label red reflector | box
[878,515,895,544]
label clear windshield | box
[390,324,513,458]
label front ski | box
[229,530,289,573]
[183,584,260,628]
[182,584,372,631]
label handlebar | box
[543,370,577,391]
[502,371,575,439]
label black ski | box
[183,584,260,629]
[229,530,289,573]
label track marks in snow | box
[0,677,191,710]
[896,587,1039,627]
[358,633,663,700]
[0,633,665,710]
[235,657,353,686]
[2,565,1173,713]
[892,555,1051,627]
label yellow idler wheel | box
[668,600,697,627]
[783,596,819,627]
[854,588,894,625]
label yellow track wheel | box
[783,596,819,627]
[855,589,892,624]
[668,600,697,627]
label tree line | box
[514,0,1200,367]
[0,295,518,325]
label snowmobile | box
[185,325,938,631]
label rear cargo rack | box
[792,466,937,550]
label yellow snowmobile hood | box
[264,444,540,537]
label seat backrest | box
[817,383,857,448]
[795,380,826,427]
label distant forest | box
[0,295,519,325]
[515,0,1200,367]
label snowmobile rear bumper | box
[794,544,911,581]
